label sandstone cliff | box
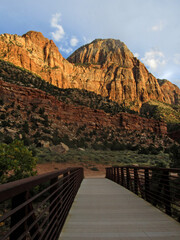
[0,31,179,110]
[158,79,180,105]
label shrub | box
[92,142,105,150]
[52,129,61,145]
[0,99,4,105]
[138,147,150,155]
[4,135,13,144]
[42,128,51,134]
[22,121,29,134]
[90,167,99,171]
[0,140,37,183]
[42,115,49,127]
[170,144,180,168]
[0,113,6,120]
[1,120,10,127]
[38,107,45,115]
[111,141,126,151]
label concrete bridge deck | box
[59,178,180,240]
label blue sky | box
[0,0,180,87]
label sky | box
[0,0,180,87]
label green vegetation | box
[140,100,180,131]
[35,148,171,168]
[0,140,37,183]
[169,144,180,168]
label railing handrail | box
[0,167,84,240]
[106,165,180,173]
[106,165,180,222]
[0,167,81,203]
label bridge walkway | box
[59,178,180,240]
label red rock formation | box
[0,31,179,110]
[0,79,167,135]
[158,79,180,105]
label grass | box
[36,148,171,168]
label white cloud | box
[151,21,164,31]
[70,36,79,47]
[50,13,65,41]
[141,50,166,72]
[174,53,180,65]
[134,52,139,58]
[59,46,73,54]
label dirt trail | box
[36,162,109,178]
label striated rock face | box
[0,31,179,110]
[158,79,180,105]
[0,31,73,88]
[68,39,167,109]
[0,79,167,135]
[68,39,134,65]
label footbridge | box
[0,166,180,240]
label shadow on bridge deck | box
[59,178,180,240]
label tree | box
[22,121,29,134]
[0,140,37,183]
[170,144,180,168]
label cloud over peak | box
[50,13,80,55]
[50,13,65,41]
[141,49,166,71]
[70,36,79,47]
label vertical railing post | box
[70,169,76,198]
[106,168,110,179]
[163,170,171,216]
[134,168,138,195]
[110,167,113,181]
[49,176,59,234]
[121,167,124,186]
[10,192,28,240]
[112,167,115,182]
[63,171,69,202]
[117,167,120,184]
[145,169,150,202]
[126,167,130,189]
[105,168,108,178]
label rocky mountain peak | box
[22,31,56,47]
[68,38,134,66]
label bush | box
[138,147,150,155]
[1,120,10,127]
[111,141,126,151]
[0,113,6,120]
[0,140,37,183]
[4,135,13,144]
[170,144,180,168]
[52,129,61,145]
[39,107,45,115]
[90,167,99,171]
[22,121,29,134]
[0,99,4,105]
[92,142,104,150]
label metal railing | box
[0,167,84,240]
[106,166,180,221]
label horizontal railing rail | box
[0,167,84,240]
[106,166,180,222]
